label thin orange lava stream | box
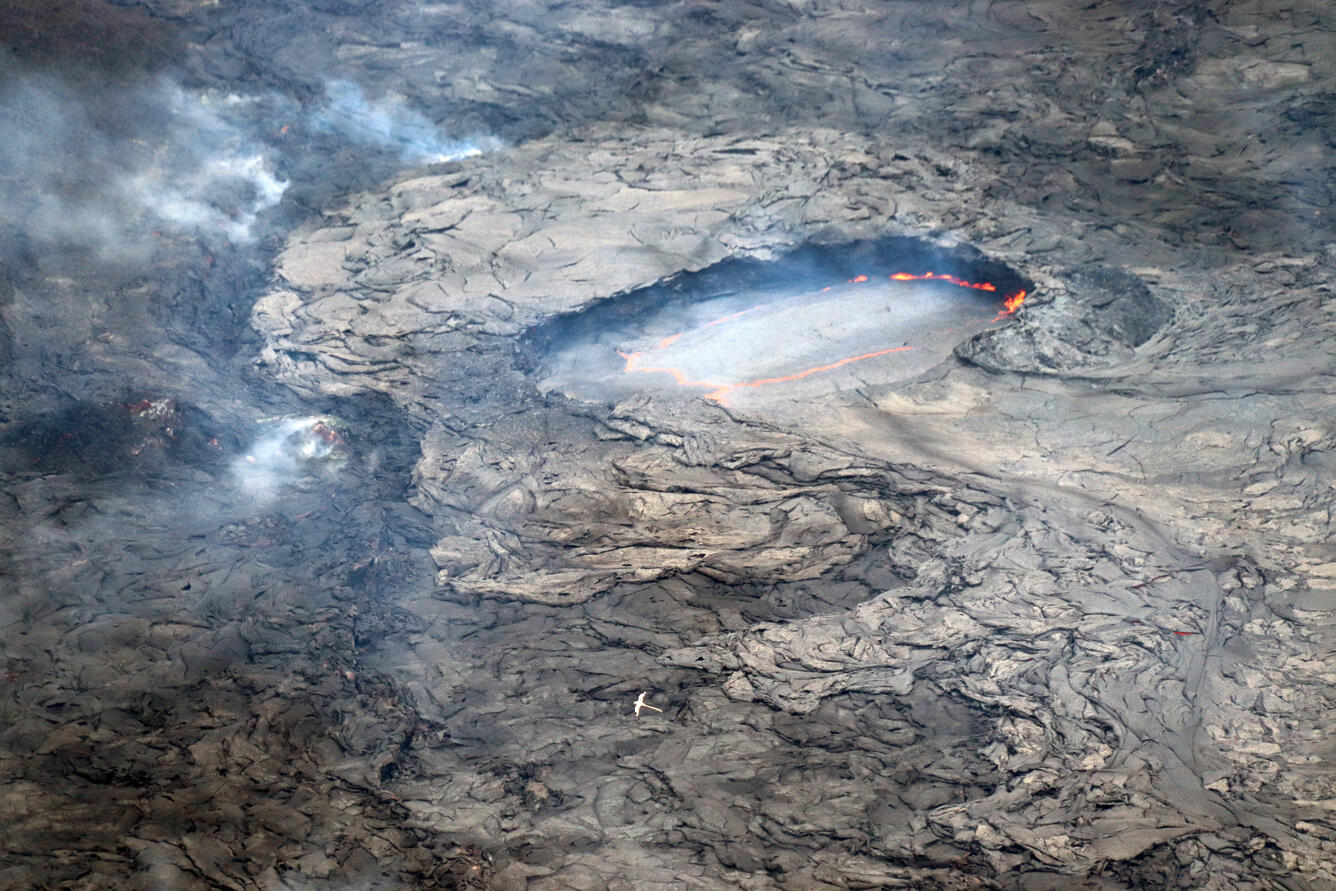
[618,271,1027,403]
[706,345,912,403]
[703,305,763,328]
[889,271,995,292]
[873,271,1027,315]
[618,350,727,393]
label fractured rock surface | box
[3,0,1335,888]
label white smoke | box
[0,62,506,262]
[124,153,288,244]
[231,417,344,502]
[0,66,287,257]
[315,79,500,164]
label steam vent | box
[1,2,1333,889]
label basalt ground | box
[2,2,1335,889]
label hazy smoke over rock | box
[315,79,499,163]
[231,416,344,502]
[0,63,505,263]
[0,65,287,257]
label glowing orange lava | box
[704,345,912,402]
[618,271,1027,403]
[863,272,1026,315]
[890,271,993,292]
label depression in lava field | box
[536,240,1029,408]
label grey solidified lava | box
[1,1,1334,889]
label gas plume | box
[315,79,501,164]
[231,416,344,503]
[0,64,287,259]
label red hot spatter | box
[618,271,1028,403]
[309,422,341,446]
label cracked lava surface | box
[3,1,1336,889]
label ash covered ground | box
[2,1,1335,888]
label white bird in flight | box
[633,691,663,716]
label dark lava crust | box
[3,1,1336,890]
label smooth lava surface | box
[540,272,1025,408]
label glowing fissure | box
[619,270,1027,403]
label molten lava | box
[618,271,1027,404]
[890,271,993,292]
